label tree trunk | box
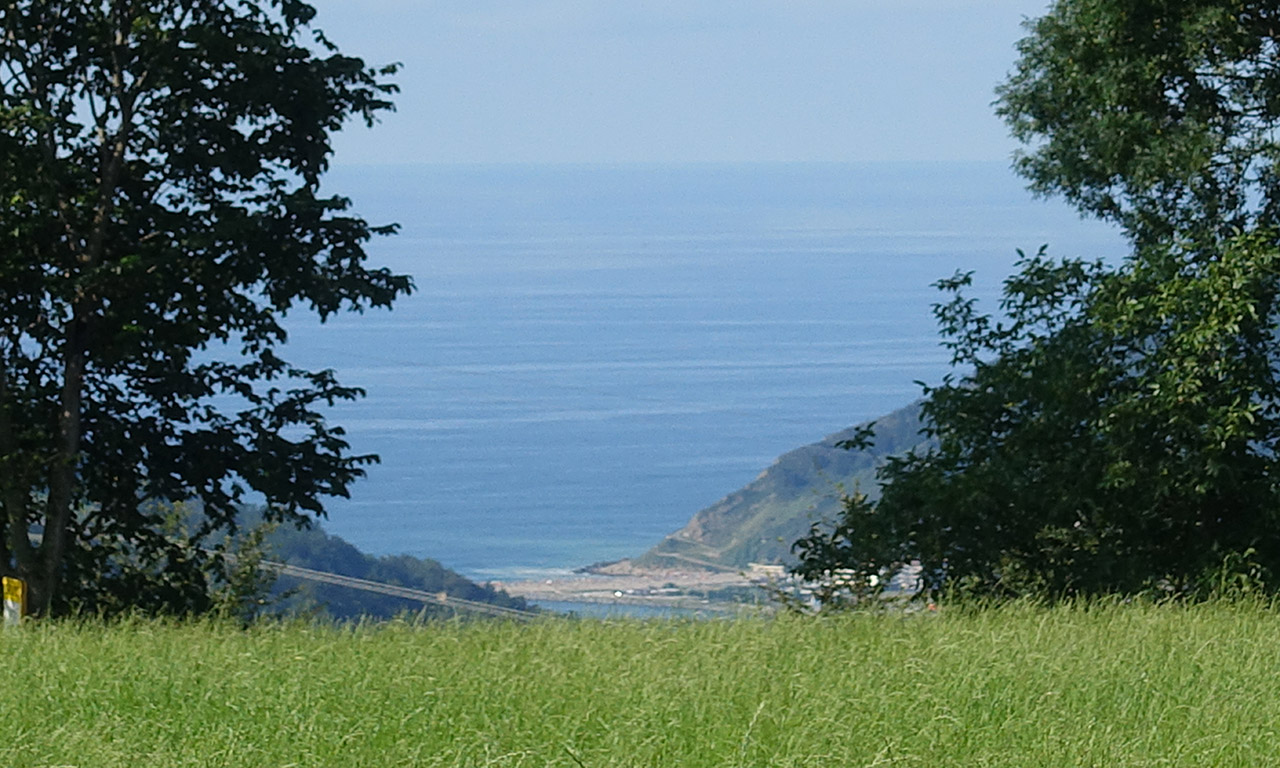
[25,26,133,614]
[31,315,88,616]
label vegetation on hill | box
[267,522,530,620]
[223,508,530,621]
[5,601,1280,766]
[633,402,925,571]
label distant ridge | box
[629,402,926,572]
[216,507,533,619]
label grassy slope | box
[634,401,926,571]
[3,601,1278,766]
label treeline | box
[231,508,532,620]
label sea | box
[282,162,1125,582]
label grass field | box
[2,601,1278,767]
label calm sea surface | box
[285,163,1124,581]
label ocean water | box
[284,163,1124,581]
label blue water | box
[283,163,1124,581]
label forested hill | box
[231,509,531,620]
[630,402,926,572]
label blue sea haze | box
[282,163,1124,581]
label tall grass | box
[1,601,1278,766]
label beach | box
[493,559,767,606]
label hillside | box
[226,508,531,619]
[629,401,926,571]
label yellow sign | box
[3,577,26,626]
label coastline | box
[492,558,770,608]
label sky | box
[307,1,1056,166]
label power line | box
[219,552,537,620]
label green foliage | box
[6,603,1280,765]
[997,0,1280,247]
[0,1,408,614]
[798,237,1280,598]
[212,520,284,626]
[797,0,1280,602]
[635,402,926,571]
[259,513,531,620]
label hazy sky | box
[308,1,1055,165]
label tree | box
[795,0,1280,601]
[997,0,1280,247]
[795,238,1280,599]
[0,0,409,616]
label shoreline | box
[492,558,770,607]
